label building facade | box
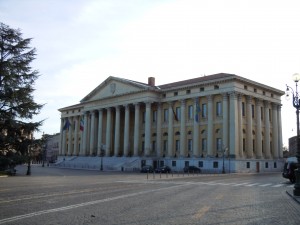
[58,73,285,172]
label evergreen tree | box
[0,22,44,167]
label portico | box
[58,73,285,172]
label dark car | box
[184,165,201,173]
[282,161,297,183]
[140,165,154,173]
[155,166,171,173]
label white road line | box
[232,183,249,186]
[245,183,260,187]
[272,184,284,188]
[259,183,272,187]
[0,184,187,225]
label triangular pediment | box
[80,76,151,102]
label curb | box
[286,190,300,204]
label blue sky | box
[1,0,300,147]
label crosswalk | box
[116,180,294,189]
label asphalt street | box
[0,165,299,225]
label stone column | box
[97,109,103,156]
[168,102,174,157]
[264,101,271,158]
[222,93,229,150]
[156,103,162,157]
[74,116,79,156]
[145,102,151,156]
[246,96,253,158]
[272,103,279,158]
[81,112,89,156]
[133,103,140,156]
[114,106,121,156]
[80,112,88,156]
[229,92,239,157]
[67,117,72,156]
[105,108,112,157]
[278,105,283,158]
[62,118,67,156]
[193,98,200,157]
[207,95,213,156]
[59,118,64,155]
[238,95,243,158]
[180,99,186,157]
[89,111,96,155]
[124,104,130,156]
[255,99,263,158]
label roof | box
[158,73,235,89]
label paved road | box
[0,165,299,225]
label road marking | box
[232,183,249,186]
[245,183,260,187]
[0,184,187,225]
[272,184,284,187]
[259,183,272,187]
[193,206,211,219]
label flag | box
[172,107,179,121]
[80,118,84,131]
[195,102,201,122]
[63,118,71,130]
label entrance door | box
[256,162,260,173]
[153,160,158,169]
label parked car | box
[140,165,154,173]
[282,160,298,183]
[184,165,201,173]
[155,166,171,173]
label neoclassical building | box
[58,73,285,172]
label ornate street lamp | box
[286,73,300,196]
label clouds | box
[1,0,300,146]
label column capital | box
[264,100,270,108]
[181,99,186,106]
[207,95,213,102]
[222,92,228,100]
[246,95,252,103]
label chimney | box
[148,77,155,86]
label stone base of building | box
[54,156,284,173]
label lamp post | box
[286,73,300,196]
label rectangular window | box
[198,161,203,168]
[262,140,264,153]
[186,90,191,94]
[163,140,168,153]
[216,138,222,151]
[152,141,156,152]
[176,107,181,121]
[253,139,255,152]
[152,110,157,122]
[202,138,207,151]
[188,105,193,120]
[246,162,250,168]
[243,138,246,152]
[202,103,207,118]
[242,102,245,116]
[172,161,176,167]
[265,162,269,168]
[261,107,263,120]
[213,161,218,168]
[216,102,222,116]
[188,139,193,152]
[200,87,205,92]
[252,104,255,118]
[175,140,180,152]
[164,109,168,122]
[142,111,145,123]
[274,162,277,168]
[142,141,145,152]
